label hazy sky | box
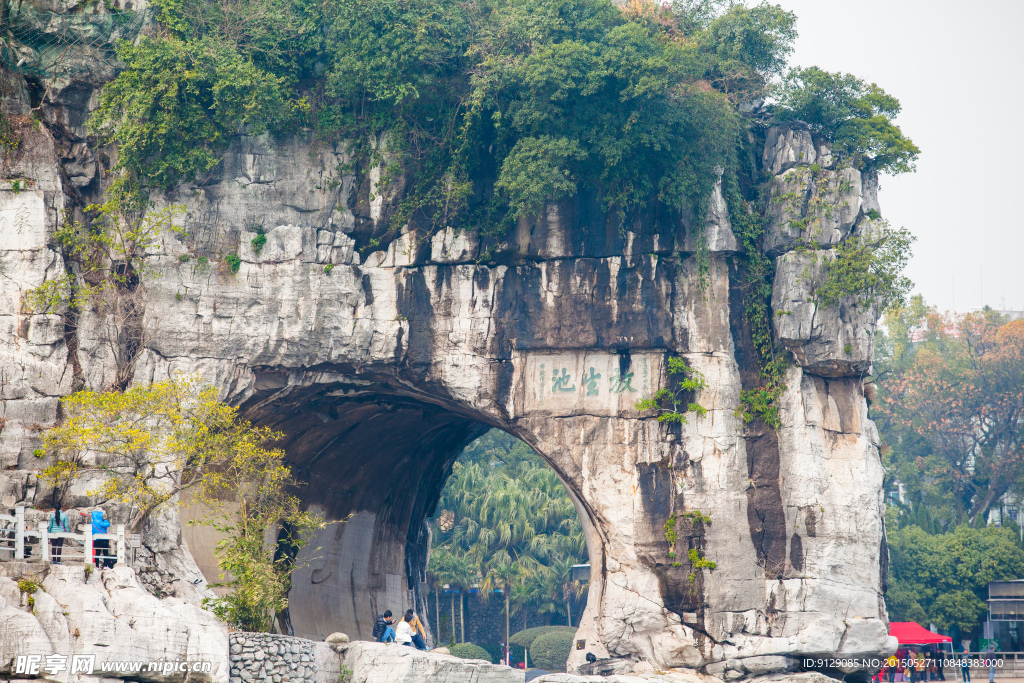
[773,0,1024,313]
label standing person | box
[987,644,996,683]
[91,510,112,568]
[404,610,428,651]
[961,642,972,683]
[395,613,415,647]
[887,653,898,683]
[48,502,70,563]
[915,651,927,683]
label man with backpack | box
[372,610,396,643]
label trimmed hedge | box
[478,642,502,664]
[530,630,577,671]
[509,625,576,648]
[449,643,492,662]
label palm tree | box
[549,555,586,626]
[430,429,592,653]
[482,554,522,666]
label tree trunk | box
[566,598,572,627]
[460,592,465,643]
[435,587,440,646]
[451,590,456,644]
[505,588,511,665]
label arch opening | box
[426,429,592,653]
[180,375,596,648]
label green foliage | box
[430,430,586,631]
[773,67,920,175]
[509,625,576,649]
[324,264,334,274]
[201,510,322,632]
[448,643,493,662]
[686,2,796,98]
[875,306,1024,527]
[635,356,708,424]
[814,222,914,311]
[251,232,267,254]
[495,137,588,219]
[224,253,242,273]
[663,515,677,545]
[886,523,1024,635]
[725,174,786,429]
[477,642,504,664]
[687,547,716,583]
[530,629,576,671]
[17,579,39,611]
[91,0,808,242]
[90,36,302,189]
[682,510,711,525]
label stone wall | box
[229,633,315,683]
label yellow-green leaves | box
[40,375,290,532]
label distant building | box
[987,580,1024,650]
[969,308,1024,322]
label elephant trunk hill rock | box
[0,24,894,681]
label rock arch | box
[2,120,891,676]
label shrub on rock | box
[530,630,576,671]
[449,643,492,662]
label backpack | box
[372,616,388,642]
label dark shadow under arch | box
[180,371,598,644]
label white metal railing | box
[0,507,125,566]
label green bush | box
[448,643,492,662]
[509,625,576,649]
[90,36,299,189]
[224,253,242,273]
[530,630,576,672]
[773,66,919,175]
[478,642,502,664]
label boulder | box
[338,641,523,683]
[764,166,863,256]
[763,123,817,175]
[771,250,877,376]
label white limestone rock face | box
[771,250,876,377]
[0,66,892,682]
[0,565,227,683]
[764,166,862,256]
[337,642,523,683]
[680,177,739,255]
[762,124,817,176]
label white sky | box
[772,0,1024,313]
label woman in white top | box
[395,614,415,646]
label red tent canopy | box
[889,622,952,645]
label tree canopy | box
[875,303,1024,528]
[428,430,587,636]
[886,523,1024,635]
[88,0,914,241]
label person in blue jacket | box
[91,510,114,568]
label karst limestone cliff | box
[0,3,895,679]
